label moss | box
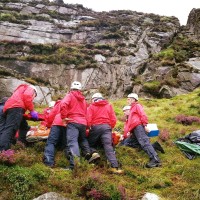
[161,60,175,66]
[143,81,162,97]
[24,77,37,85]
[154,48,175,61]
[117,50,130,56]
[0,69,14,77]
[102,32,123,39]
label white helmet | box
[70,81,82,90]
[92,93,103,99]
[29,85,38,96]
[48,101,55,108]
[123,105,131,111]
[127,93,138,101]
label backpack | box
[185,130,200,144]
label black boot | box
[152,141,165,154]
[146,157,161,168]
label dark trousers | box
[88,124,119,168]
[0,114,5,134]
[18,118,30,144]
[119,136,140,147]
[65,123,90,168]
[0,108,29,151]
[43,125,66,166]
[128,125,158,159]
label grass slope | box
[0,88,200,200]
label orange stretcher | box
[26,125,50,142]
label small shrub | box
[31,163,50,182]
[6,166,36,200]
[12,141,26,151]
[87,188,109,200]
[0,149,16,165]
[175,114,200,125]
[159,129,170,142]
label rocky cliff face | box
[187,8,200,40]
[0,0,199,101]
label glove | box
[30,110,38,120]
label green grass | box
[0,88,200,199]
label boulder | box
[33,192,69,200]
[0,78,54,105]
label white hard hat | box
[127,93,138,101]
[92,93,103,99]
[123,105,131,111]
[70,81,82,90]
[48,101,55,108]
[29,85,38,96]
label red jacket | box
[52,113,65,127]
[40,107,53,127]
[3,84,35,113]
[45,100,62,128]
[87,99,117,128]
[127,102,148,132]
[60,90,87,125]
[123,119,129,139]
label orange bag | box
[112,132,121,146]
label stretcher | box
[23,113,50,142]
[26,125,50,142]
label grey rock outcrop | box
[186,8,200,39]
[0,77,54,105]
[0,0,199,98]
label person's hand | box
[62,118,67,126]
[119,135,124,141]
[30,110,38,120]
[127,132,131,137]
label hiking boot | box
[110,167,124,174]
[146,158,161,168]
[88,152,100,163]
[152,141,165,154]
[84,153,92,160]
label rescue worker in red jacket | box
[118,105,131,146]
[60,81,91,170]
[43,100,67,167]
[119,105,165,154]
[127,93,161,168]
[40,101,56,128]
[87,93,123,174]
[0,84,38,151]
